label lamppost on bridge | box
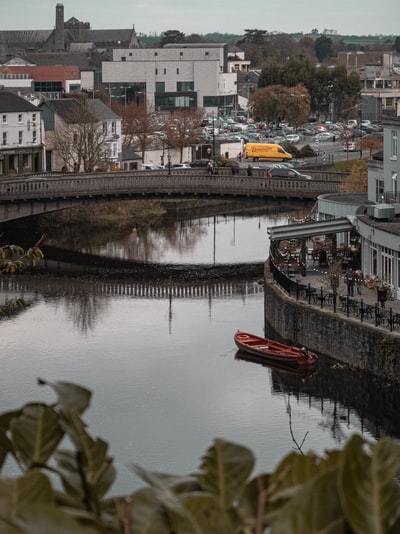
[167,150,171,175]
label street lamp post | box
[167,150,171,175]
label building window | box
[154,52,158,56]
[177,68,179,75]
[121,57,126,62]
[382,246,393,285]
[32,130,37,143]
[155,68,158,75]
[203,95,218,107]
[205,51,209,56]
[18,131,23,144]
[155,82,165,92]
[391,130,398,159]
[2,132,7,145]
[376,178,384,202]
[33,81,63,93]
[177,81,194,91]
[163,68,166,75]
[2,114,7,124]
[111,122,116,135]
[32,113,36,123]
[180,52,183,56]
[18,114,23,123]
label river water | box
[1,203,399,497]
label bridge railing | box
[0,168,345,202]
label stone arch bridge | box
[0,168,345,223]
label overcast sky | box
[1,0,398,37]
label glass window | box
[32,130,37,142]
[391,130,398,159]
[32,113,36,123]
[18,114,23,123]
[155,82,165,92]
[18,131,23,144]
[177,81,194,91]
[203,96,218,107]
[2,114,7,123]
[2,132,7,145]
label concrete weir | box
[263,263,400,383]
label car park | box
[269,168,312,180]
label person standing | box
[345,267,355,297]
[355,269,364,295]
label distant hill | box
[137,32,396,48]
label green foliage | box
[315,35,333,62]
[0,240,44,317]
[258,59,360,120]
[1,380,400,533]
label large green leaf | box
[269,467,347,534]
[167,492,238,534]
[268,450,320,502]
[0,471,53,518]
[37,379,92,416]
[54,448,116,506]
[6,503,97,534]
[129,487,175,534]
[338,434,400,534]
[236,474,270,531]
[56,414,116,509]
[196,438,255,510]
[130,464,207,534]
[10,404,64,469]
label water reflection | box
[1,204,399,496]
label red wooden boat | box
[234,331,317,367]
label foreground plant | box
[0,380,400,533]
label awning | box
[267,217,355,241]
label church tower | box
[54,4,65,51]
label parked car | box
[270,162,295,170]
[171,163,192,169]
[343,142,358,152]
[313,131,335,142]
[285,134,301,144]
[191,159,217,167]
[270,168,312,180]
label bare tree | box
[112,101,155,162]
[163,109,205,163]
[52,99,106,172]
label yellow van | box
[245,143,292,162]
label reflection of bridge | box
[0,273,264,300]
[0,168,345,222]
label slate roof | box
[0,90,39,112]
[86,99,121,121]
[42,99,95,123]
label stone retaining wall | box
[264,263,400,382]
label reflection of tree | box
[63,292,109,334]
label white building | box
[0,90,45,175]
[101,43,237,116]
